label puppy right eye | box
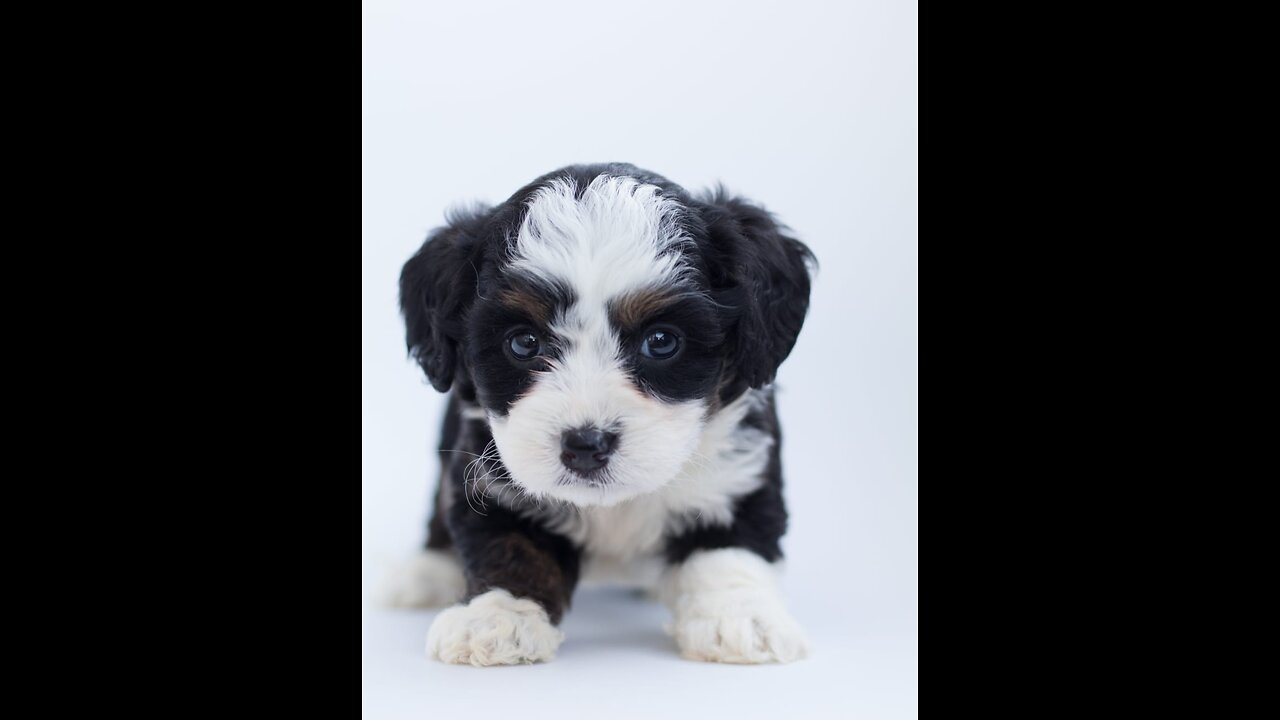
[507,331,542,361]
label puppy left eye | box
[508,331,543,361]
[640,330,680,360]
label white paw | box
[383,549,466,608]
[427,589,564,666]
[662,548,808,664]
[668,590,809,663]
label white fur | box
[662,548,808,664]
[383,549,466,608]
[427,589,564,666]
[580,555,665,590]
[552,389,773,559]
[509,175,692,298]
[490,174,712,507]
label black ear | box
[700,191,816,391]
[399,207,488,392]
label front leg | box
[662,548,808,664]
[427,506,580,666]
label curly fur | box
[395,164,814,665]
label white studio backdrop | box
[362,1,917,717]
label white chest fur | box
[555,390,773,563]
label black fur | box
[425,393,461,551]
[401,163,813,625]
[696,189,815,400]
[446,416,580,623]
[613,292,726,403]
[664,398,788,563]
[400,206,490,392]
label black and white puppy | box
[388,163,814,665]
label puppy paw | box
[383,549,466,608]
[427,589,563,666]
[669,590,809,664]
[662,548,808,664]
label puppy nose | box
[560,428,617,474]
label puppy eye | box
[507,331,542,361]
[640,330,680,360]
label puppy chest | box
[574,499,672,559]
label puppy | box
[387,163,814,666]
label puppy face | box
[402,164,812,508]
[470,176,725,506]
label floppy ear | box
[700,191,815,390]
[399,207,488,392]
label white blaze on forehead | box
[510,175,691,303]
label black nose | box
[560,428,617,475]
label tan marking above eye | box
[612,289,678,330]
[497,288,554,326]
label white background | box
[362,1,917,717]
